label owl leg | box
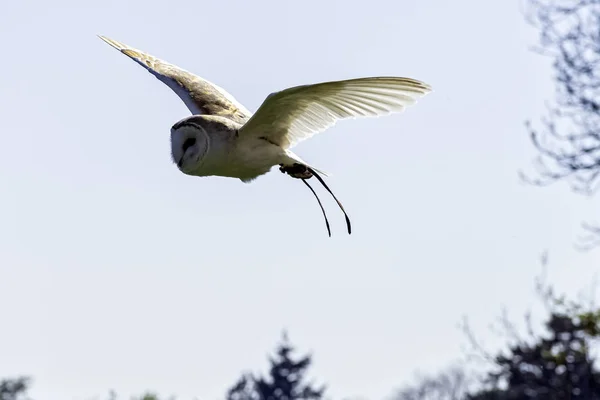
[279,163,313,179]
[279,163,351,236]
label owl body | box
[171,114,295,182]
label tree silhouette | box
[0,377,30,400]
[524,0,600,192]
[393,274,600,399]
[468,307,600,399]
[467,274,600,399]
[227,333,325,400]
[394,365,472,400]
[523,0,600,244]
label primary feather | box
[98,35,252,124]
[238,77,432,149]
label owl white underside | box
[183,134,308,183]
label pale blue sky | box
[1,0,599,399]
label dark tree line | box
[4,277,600,400]
[523,0,600,245]
[0,334,325,400]
[394,366,472,400]
[466,288,600,399]
[0,377,30,400]
[395,275,600,400]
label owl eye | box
[182,137,196,152]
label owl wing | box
[238,77,431,149]
[99,35,252,124]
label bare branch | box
[524,0,600,245]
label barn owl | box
[99,35,432,236]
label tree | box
[227,333,326,400]
[0,377,31,400]
[523,0,600,243]
[524,0,600,192]
[0,334,323,400]
[394,365,473,400]
[468,304,600,399]
[392,272,600,399]
[466,271,600,399]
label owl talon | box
[279,163,313,179]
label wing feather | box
[238,77,431,149]
[98,35,252,124]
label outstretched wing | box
[238,77,431,149]
[98,35,252,124]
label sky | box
[1,0,600,399]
